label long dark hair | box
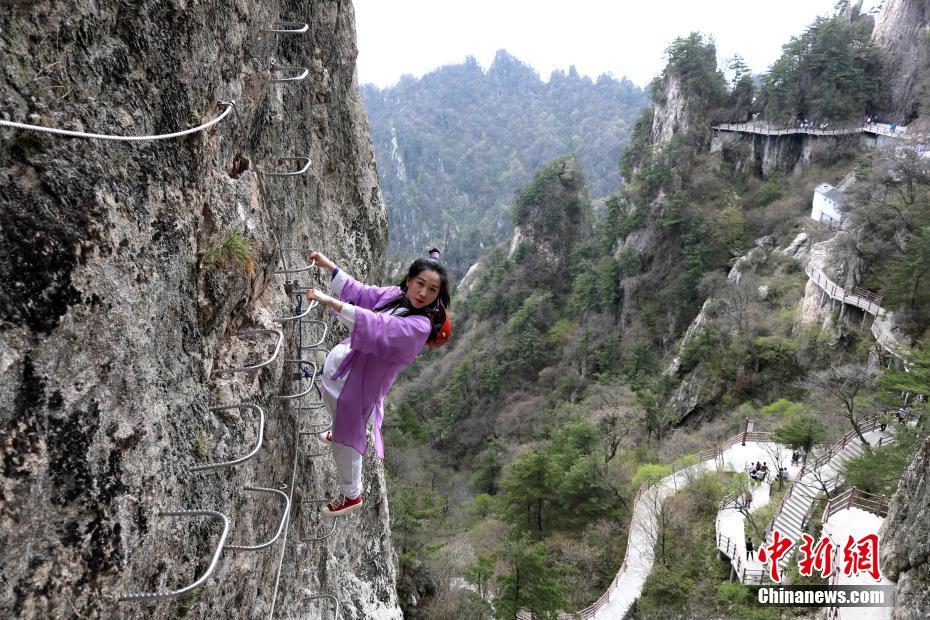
[374,250,451,343]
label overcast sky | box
[354,0,883,89]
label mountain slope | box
[362,50,648,276]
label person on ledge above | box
[305,248,450,517]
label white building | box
[811,183,846,228]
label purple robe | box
[330,274,431,458]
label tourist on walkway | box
[746,537,755,560]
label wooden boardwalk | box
[713,121,915,140]
[804,265,903,358]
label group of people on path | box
[865,115,898,133]
[793,119,829,130]
[746,461,770,482]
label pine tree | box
[495,537,570,620]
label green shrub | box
[203,231,255,276]
[632,463,673,489]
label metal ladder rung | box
[263,21,309,34]
[119,510,230,602]
[275,250,318,276]
[298,321,329,349]
[225,487,290,552]
[212,329,284,375]
[299,500,338,541]
[302,593,340,619]
[295,405,331,433]
[279,360,318,400]
[192,404,265,472]
[262,156,311,176]
[276,298,318,323]
[270,65,308,82]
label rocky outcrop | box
[0,2,401,618]
[510,155,591,267]
[872,0,930,124]
[880,435,930,618]
[651,74,690,147]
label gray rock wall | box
[0,1,401,618]
[880,436,930,618]
[872,0,930,124]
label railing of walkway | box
[712,121,920,141]
[871,320,903,359]
[821,487,890,524]
[803,264,905,361]
[715,527,774,585]
[804,265,884,317]
[822,486,891,620]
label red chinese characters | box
[797,533,835,578]
[759,530,883,583]
[842,533,881,581]
[758,530,794,583]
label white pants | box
[325,387,373,499]
[332,441,363,499]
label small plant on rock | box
[202,231,255,277]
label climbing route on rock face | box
[3,16,348,614]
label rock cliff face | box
[880,435,930,618]
[651,74,690,147]
[872,0,930,124]
[0,2,402,618]
[711,131,863,179]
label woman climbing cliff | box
[305,249,451,516]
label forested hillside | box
[361,50,649,276]
[384,4,930,620]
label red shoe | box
[322,493,362,518]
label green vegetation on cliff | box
[387,12,930,620]
[761,6,886,122]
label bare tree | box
[805,363,879,444]
[727,472,766,539]
[636,483,677,568]
[804,455,840,500]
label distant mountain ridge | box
[361,50,649,276]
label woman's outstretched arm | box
[308,251,398,309]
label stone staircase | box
[763,420,893,577]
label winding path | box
[803,265,903,359]
[529,431,775,620]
